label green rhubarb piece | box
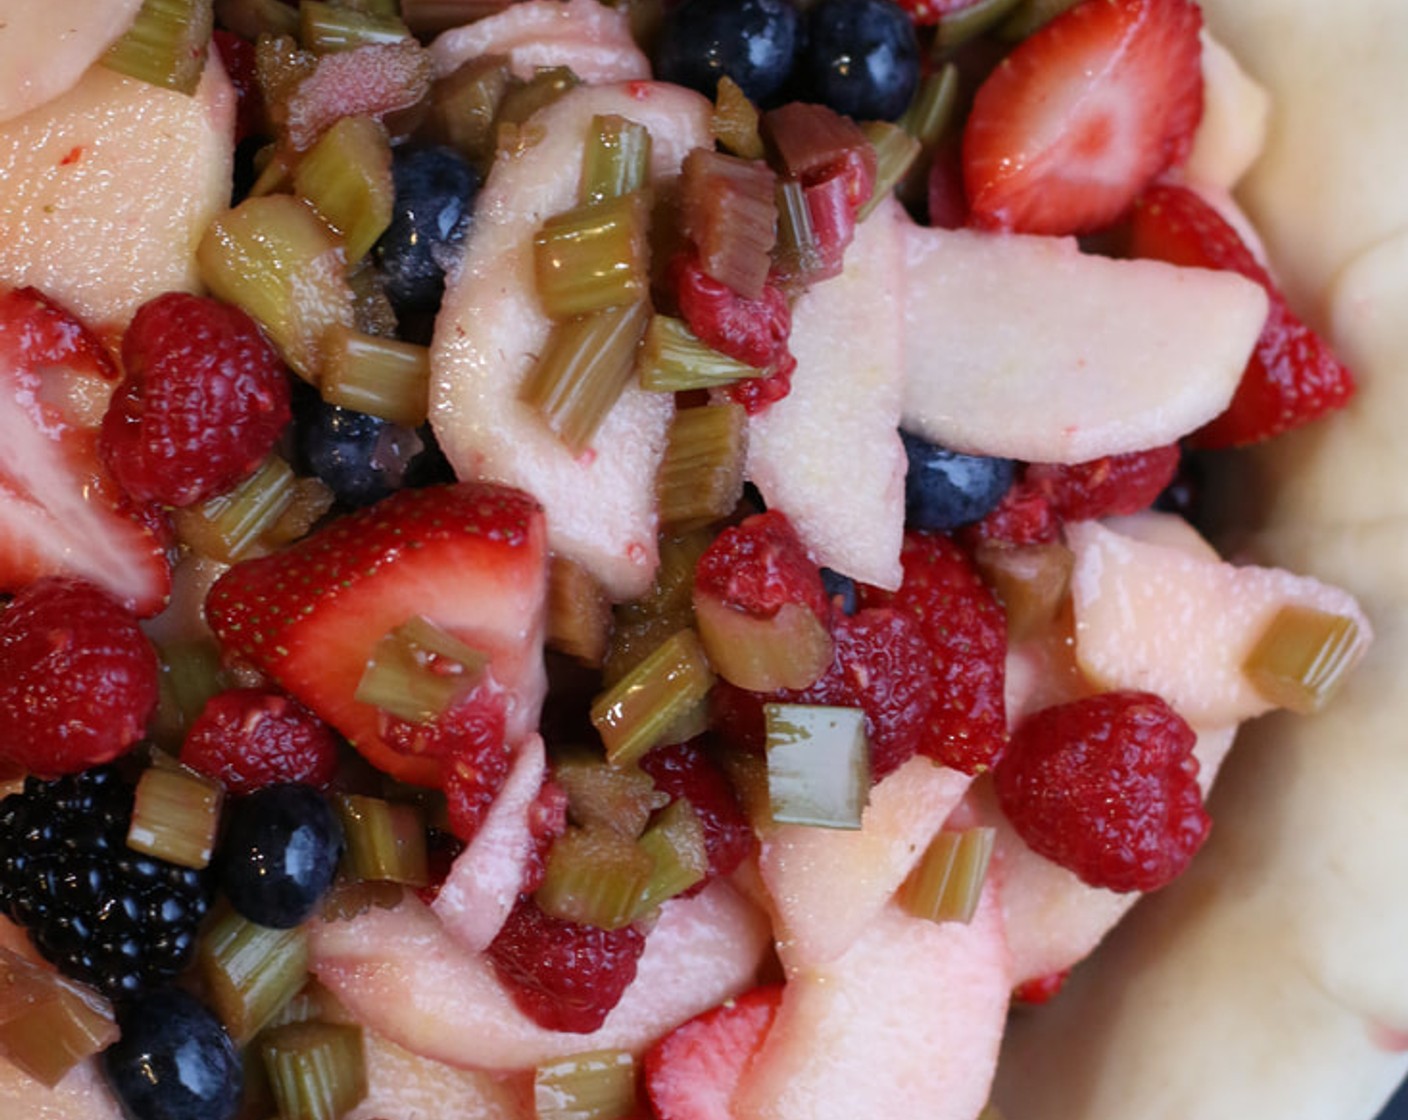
[261,1020,367,1120]
[293,115,394,263]
[635,799,708,914]
[764,704,870,830]
[534,1049,637,1120]
[198,908,309,1044]
[127,762,224,870]
[534,192,651,320]
[590,629,716,766]
[354,616,488,725]
[319,324,430,427]
[535,825,655,930]
[899,827,996,925]
[580,115,653,205]
[1243,605,1366,715]
[637,314,763,392]
[334,795,430,887]
[299,0,410,52]
[519,300,651,454]
[103,0,213,94]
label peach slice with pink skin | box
[309,879,771,1071]
[429,0,649,85]
[733,889,1011,1120]
[432,735,547,954]
[1184,30,1270,191]
[429,82,712,600]
[898,221,1268,464]
[755,755,972,972]
[747,198,908,591]
[0,1,143,124]
[347,1031,533,1120]
[0,59,234,334]
[1068,517,1372,726]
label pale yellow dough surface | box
[996,3,1408,1117]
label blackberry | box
[0,766,211,1002]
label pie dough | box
[996,3,1408,1116]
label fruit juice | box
[0,2,1404,1119]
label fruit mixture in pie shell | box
[0,1,1401,1119]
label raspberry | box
[101,292,292,507]
[0,766,211,1001]
[521,778,570,896]
[0,577,159,776]
[709,607,935,782]
[180,688,340,795]
[1024,444,1182,522]
[726,352,796,415]
[414,688,511,843]
[694,510,829,621]
[640,739,756,888]
[959,482,1060,549]
[486,897,648,1033]
[671,251,794,412]
[212,30,264,144]
[859,533,1008,773]
[994,691,1210,893]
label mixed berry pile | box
[0,0,1365,1118]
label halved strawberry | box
[0,286,170,616]
[1129,183,1355,447]
[963,0,1203,235]
[205,482,549,787]
[644,984,784,1120]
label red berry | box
[640,739,756,888]
[994,690,1209,892]
[0,577,159,776]
[101,292,292,507]
[521,778,570,896]
[1129,183,1355,447]
[726,352,795,415]
[180,688,340,795]
[694,510,828,621]
[1012,969,1070,1005]
[1024,444,1181,522]
[644,984,783,1120]
[212,30,264,144]
[925,140,969,231]
[434,688,512,843]
[963,0,1203,235]
[671,252,794,412]
[709,607,936,783]
[486,897,648,1033]
[959,483,1060,549]
[0,287,171,616]
[859,533,1007,774]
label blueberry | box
[295,388,426,509]
[103,990,241,1120]
[218,785,343,929]
[655,0,802,105]
[900,429,1016,531]
[799,0,921,121]
[820,567,858,615]
[375,146,480,313]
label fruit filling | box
[0,1,1380,1118]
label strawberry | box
[644,984,784,1120]
[859,532,1007,774]
[0,286,171,616]
[205,483,549,787]
[1129,183,1356,447]
[963,0,1203,236]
